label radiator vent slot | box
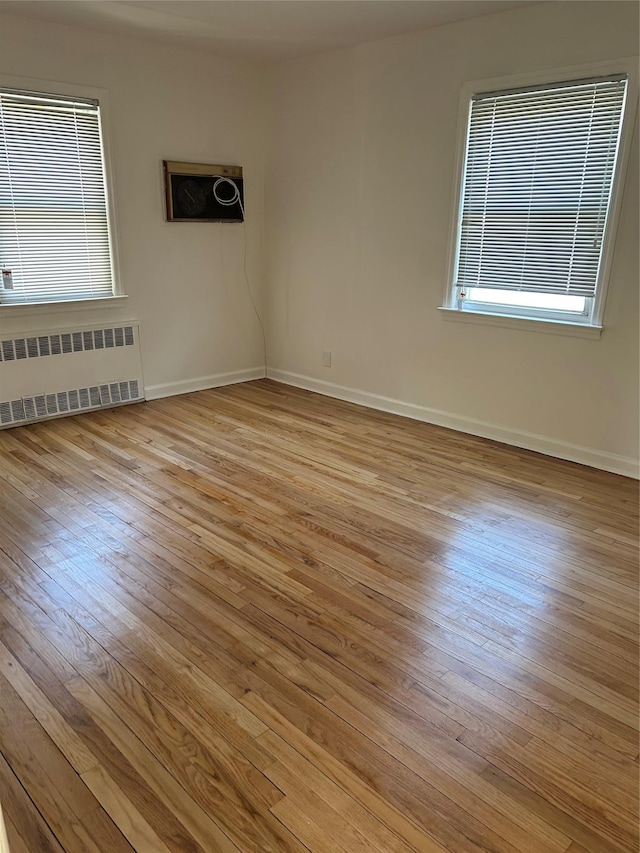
[1,379,144,428]
[0,400,26,425]
[0,326,136,362]
[0,323,144,429]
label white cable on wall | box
[212,176,244,217]
[212,177,267,370]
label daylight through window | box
[448,73,630,326]
[0,88,115,305]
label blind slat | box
[0,87,115,305]
[455,75,627,297]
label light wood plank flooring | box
[0,379,637,853]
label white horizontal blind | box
[0,89,114,304]
[456,76,627,298]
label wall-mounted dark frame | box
[163,161,244,222]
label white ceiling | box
[0,0,539,63]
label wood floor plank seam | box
[0,751,67,853]
[0,379,637,853]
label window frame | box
[441,59,638,337]
[0,74,124,313]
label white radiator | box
[0,322,145,428]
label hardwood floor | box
[0,379,637,853]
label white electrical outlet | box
[322,350,332,367]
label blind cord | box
[212,177,267,373]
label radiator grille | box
[0,379,143,428]
[0,325,136,363]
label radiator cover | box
[0,323,145,428]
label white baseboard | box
[267,368,639,479]
[145,367,265,401]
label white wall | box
[264,1,639,475]
[0,13,266,397]
[1,3,637,475]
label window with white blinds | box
[447,69,633,327]
[0,88,116,305]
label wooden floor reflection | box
[0,379,637,852]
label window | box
[444,63,636,331]
[0,86,117,305]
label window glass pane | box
[466,288,586,312]
[0,88,115,305]
[454,75,627,308]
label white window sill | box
[0,294,129,320]
[438,307,603,339]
